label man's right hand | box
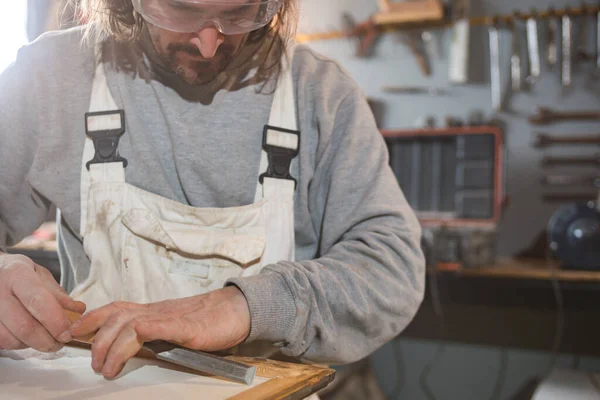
[0,253,86,352]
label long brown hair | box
[73,0,298,84]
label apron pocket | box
[121,208,267,279]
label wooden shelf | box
[296,5,600,44]
[454,258,600,283]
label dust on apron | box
[70,44,299,312]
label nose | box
[190,25,225,59]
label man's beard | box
[159,42,237,85]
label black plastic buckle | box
[259,125,300,188]
[85,110,128,170]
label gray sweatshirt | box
[0,27,424,365]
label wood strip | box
[227,368,334,400]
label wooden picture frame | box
[225,356,335,400]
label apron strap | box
[254,44,300,203]
[80,45,125,237]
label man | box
[0,0,425,380]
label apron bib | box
[71,44,299,312]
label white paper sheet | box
[0,347,269,399]
[532,369,600,400]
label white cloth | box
[71,46,298,310]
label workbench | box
[3,247,335,399]
[404,258,600,357]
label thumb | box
[35,263,87,315]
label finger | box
[0,321,27,350]
[10,270,73,343]
[0,295,62,352]
[101,324,143,379]
[35,265,87,315]
[90,309,136,373]
[60,298,87,315]
[71,302,139,338]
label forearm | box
[229,212,425,364]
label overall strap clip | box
[259,125,300,189]
[85,110,128,170]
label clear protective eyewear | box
[132,0,283,35]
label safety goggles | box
[131,0,283,35]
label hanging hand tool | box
[421,30,443,60]
[395,31,432,76]
[534,133,600,148]
[543,153,600,167]
[449,19,470,83]
[382,86,450,95]
[542,174,600,187]
[597,9,600,71]
[488,18,502,111]
[341,13,380,58]
[526,10,541,85]
[421,30,438,62]
[575,5,594,63]
[547,9,559,68]
[510,14,523,92]
[562,10,573,89]
[449,0,472,84]
[66,310,257,385]
[529,106,600,124]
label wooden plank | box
[457,258,600,283]
[65,311,335,399]
[372,0,444,26]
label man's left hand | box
[69,286,251,379]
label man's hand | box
[0,253,86,352]
[70,286,251,379]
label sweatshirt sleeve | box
[0,48,52,249]
[228,63,425,364]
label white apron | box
[71,45,322,400]
[71,47,300,312]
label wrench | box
[575,6,593,62]
[547,10,559,68]
[562,11,573,89]
[534,133,600,148]
[529,106,600,124]
[511,15,522,92]
[597,10,600,71]
[542,175,600,187]
[543,154,600,167]
[489,20,502,111]
[526,10,541,85]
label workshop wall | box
[298,0,600,257]
[297,1,600,399]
